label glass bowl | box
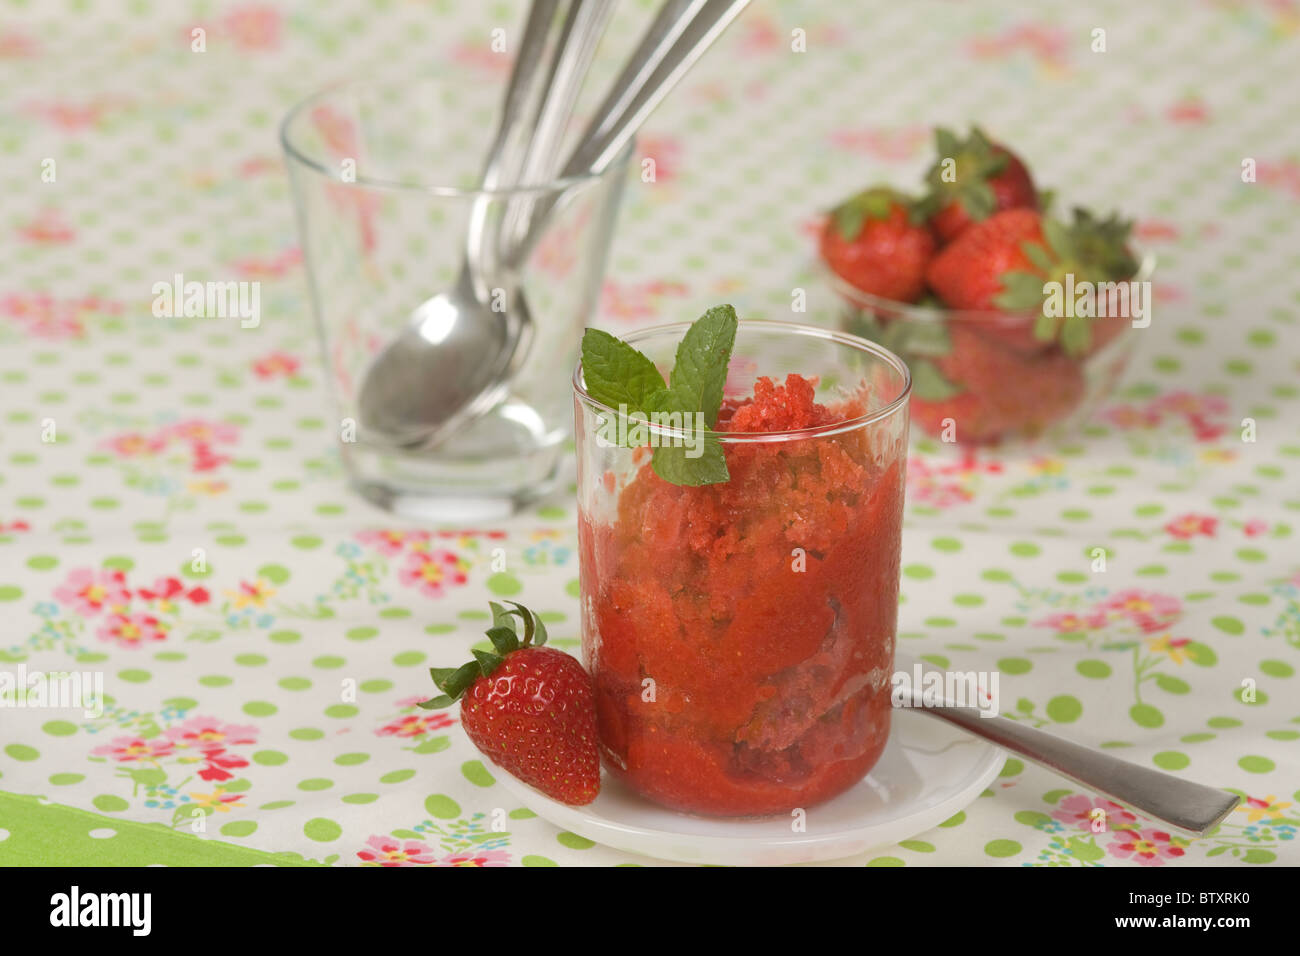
[819,249,1156,446]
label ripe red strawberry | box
[924,208,1048,354]
[910,325,1085,443]
[929,206,1142,357]
[820,187,936,303]
[422,601,600,806]
[925,207,1046,311]
[922,127,1038,243]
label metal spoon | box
[904,687,1241,837]
[358,0,752,452]
[356,0,572,450]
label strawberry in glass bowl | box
[819,126,1154,446]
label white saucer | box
[492,706,1005,866]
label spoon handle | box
[499,0,615,256]
[464,0,561,278]
[507,0,752,263]
[915,704,1241,837]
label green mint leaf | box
[580,328,667,413]
[909,358,964,401]
[667,304,738,428]
[652,436,729,487]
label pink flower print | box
[96,612,168,649]
[737,16,781,53]
[237,155,280,178]
[356,528,427,557]
[196,748,251,783]
[1145,634,1194,665]
[310,105,359,157]
[165,419,239,447]
[164,716,258,754]
[358,836,437,867]
[1242,519,1269,537]
[1101,404,1162,430]
[1033,610,1108,634]
[92,735,175,763]
[1052,795,1138,831]
[0,28,38,58]
[1235,794,1292,825]
[436,849,511,867]
[827,125,929,161]
[398,549,469,598]
[450,41,512,76]
[17,209,75,244]
[599,279,688,321]
[104,432,165,459]
[223,3,282,51]
[230,247,301,278]
[1,292,121,340]
[0,519,30,534]
[638,135,682,182]
[1107,828,1186,866]
[968,23,1069,72]
[251,351,301,379]
[25,98,122,132]
[1153,391,1228,418]
[1258,158,1300,200]
[189,442,230,473]
[377,712,456,739]
[1098,590,1181,632]
[137,576,209,612]
[54,568,131,617]
[1166,95,1208,124]
[1164,513,1217,539]
[1135,220,1180,242]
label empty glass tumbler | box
[282,73,630,520]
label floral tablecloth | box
[1,0,1297,867]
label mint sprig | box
[580,304,738,487]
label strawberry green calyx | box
[829,187,924,240]
[921,126,1010,221]
[419,600,549,709]
[993,207,1138,356]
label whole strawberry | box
[820,187,936,303]
[422,600,600,806]
[925,207,1050,354]
[922,127,1038,243]
[911,326,1086,443]
[928,206,1141,357]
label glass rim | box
[279,75,634,198]
[821,246,1157,322]
[572,318,912,444]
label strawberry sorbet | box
[578,373,905,816]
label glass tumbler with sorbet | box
[574,319,910,816]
